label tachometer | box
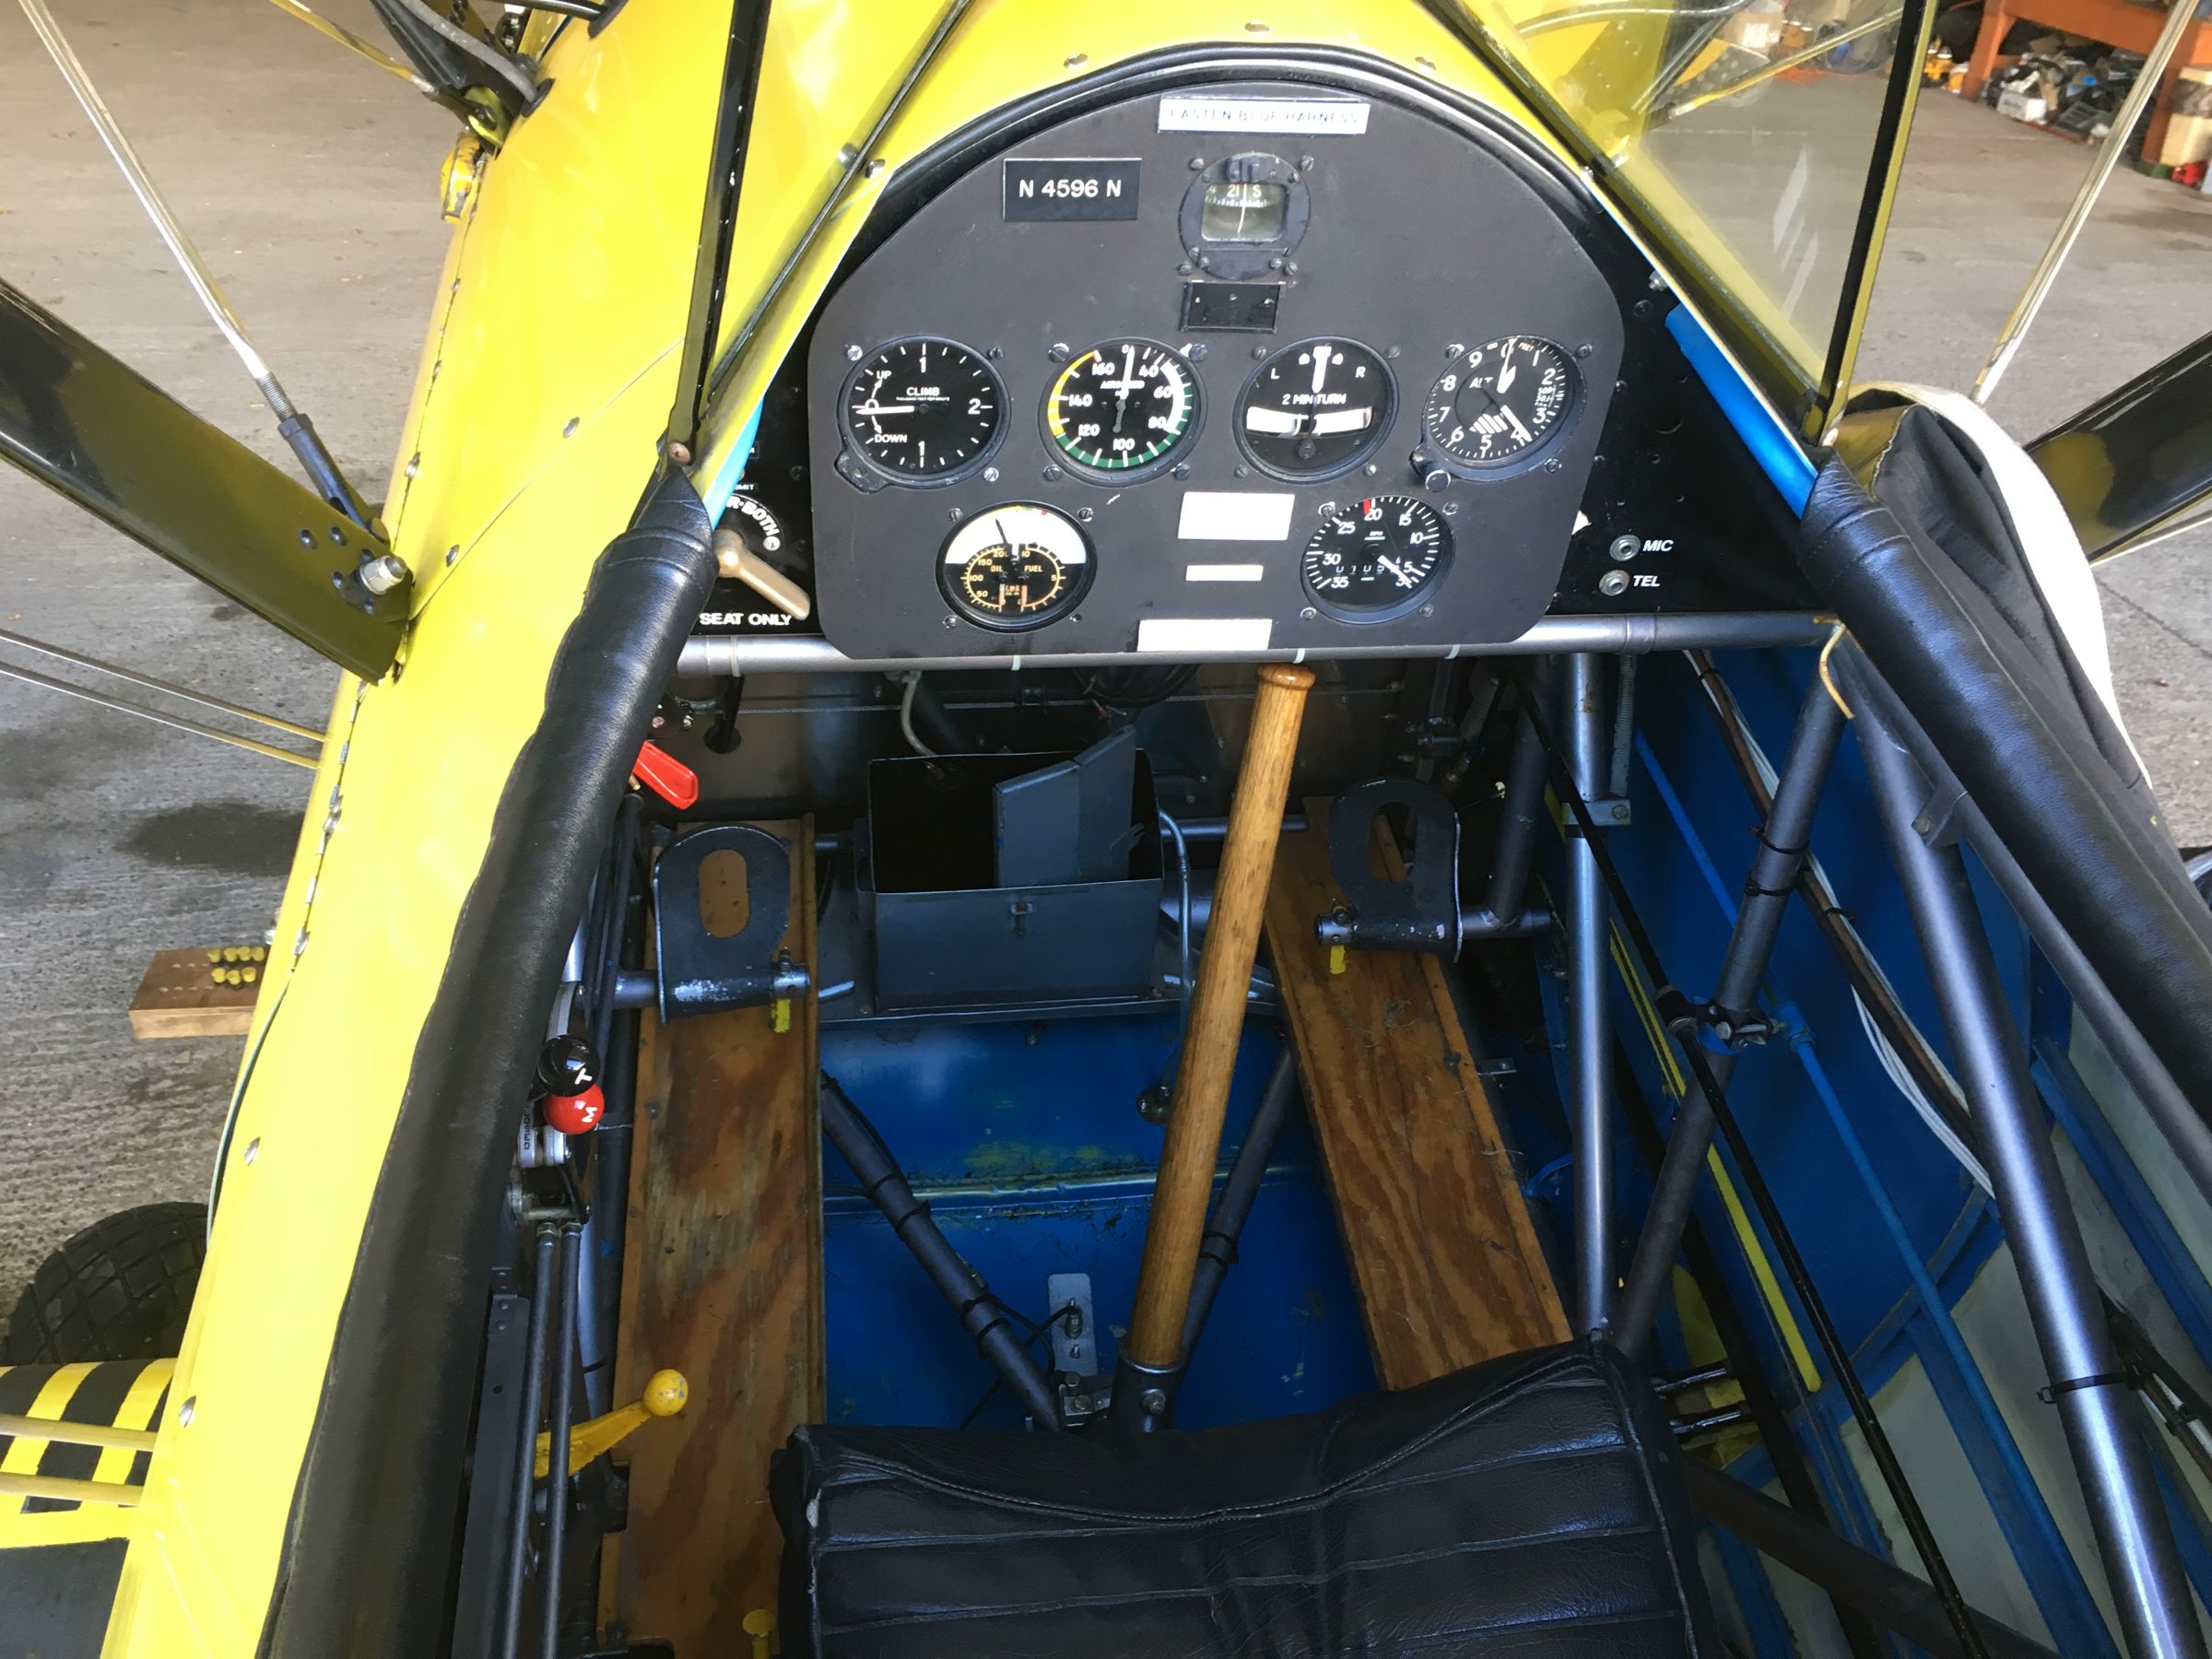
[1300,495,1451,621]
[939,503,1092,630]
[1422,336,1577,470]
[1043,339,1200,477]
[841,336,1003,483]
[1235,338,1394,479]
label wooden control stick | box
[1127,664,1314,1371]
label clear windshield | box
[1442,0,1912,403]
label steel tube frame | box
[1179,1050,1299,1362]
[1565,653,1614,1335]
[676,613,1830,678]
[1687,1463,2061,1659]
[819,1074,1063,1429]
[535,1222,581,1659]
[1855,682,2206,1659]
[1618,675,1848,1350]
[1524,677,1996,1656]
[498,1227,559,1659]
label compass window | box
[1200,180,1288,243]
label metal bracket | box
[0,278,404,679]
[1044,1272,1109,1426]
[1313,778,1461,956]
[651,824,812,1021]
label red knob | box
[544,1084,605,1136]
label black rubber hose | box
[1481,713,1549,924]
[1799,459,2212,1114]
[1179,1050,1298,1362]
[265,467,717,1658]
[819,1074,1062,1430]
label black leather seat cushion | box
[771,1339,1712,1657]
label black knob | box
[535,1034,601,1098]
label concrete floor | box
[0,7,2206,1296]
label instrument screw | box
[1576,342,1594,358]
[986,345,1004,359]
[1189,156,1206,170]
[1317,501,1338,520]
[837,144,859,165]
[1598,570,1630,596]
[1420,605,1435,618]
[1252,345,1268,359]
[1048,342,1071,363]
[942,616,957,629]
[1544,458,1564,473]
[1608,534,1641,562]
[1444,343,1463,359]
[1075,506,1094,523]
[1300,155,1316,171]
[863,159,886,179]
[948,507,963,523]
[1186,342,1207,361]
[1177,262,1194,275]
[982,465,1000,482]
[1065,51,1088,66]
[844,344,864,361]
[1268,256,1285,270]
[1041,463,1064,482]
[1171,463,1191,480]
[1300,606,1318,620]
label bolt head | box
[1142,1387,1170,1415]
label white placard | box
[1184,563,1265,582]
[1158,96,1371,135]
[1137,618,1274,653]
[1176,491,1296,542]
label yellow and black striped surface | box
[0,1359,172,1545]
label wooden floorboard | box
[1263,798,1569,1389]
[603,817,822,1653]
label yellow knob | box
[642,1369,688,1417]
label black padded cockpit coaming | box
[773,1339,1712,1658]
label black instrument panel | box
[801,77,1627,662]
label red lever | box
[633,740,699,809]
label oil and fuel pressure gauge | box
[938,503,1092,630]
[1422,335,1579,471]
[1301,495,1452,621]
[839,336,1004,484]
[1042,339,1200,478]
[1235,338,1395,479]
